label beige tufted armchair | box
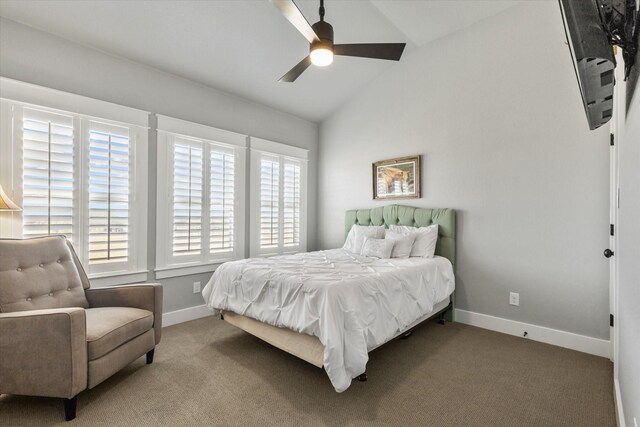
[0,236,162,421]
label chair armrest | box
[85,283,163,344]
[0,308,87,399]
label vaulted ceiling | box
[0,0,521,122]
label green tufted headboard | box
[345,204,456,267]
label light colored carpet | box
[0,316,615,427]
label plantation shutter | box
[21,107,75,241]
[283,159,301,247]
[172,139,203,256]
[249,138,307,257]
[155,115,246,272]
[2,83,149,283]
[209,147,235,253]
[260,155,279,249]
[87,121,131,264]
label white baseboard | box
[455,309,611,359]
[163,304,214,328]
[614,378,626,427]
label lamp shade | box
[0,185,21,211]
[310,47,333,67]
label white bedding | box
[202,248,455,392]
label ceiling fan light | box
[310,47,333,67]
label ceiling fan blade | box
[334,43,406,61]
[271,0,319,44]
[279,56,312,82]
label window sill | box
[154,260,237,279]
[88,270,149,288]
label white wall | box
[617,55,640,427]
[0,18,319,313]
[317,3,611,339]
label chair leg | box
[146,348,155,365]
[63,396,77,421]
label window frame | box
[155,115,247,279]
[249,137,308,257]
[0,78,149,287]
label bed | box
[202,204,456,392]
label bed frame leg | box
[355,373,368,382]
[444,301,455,322]
[399,330,414,339]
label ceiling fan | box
[271,0,406,82]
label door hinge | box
[610,134,615,146]
[610,314,614,327]
[610,224,615,236]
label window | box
[21,108,75,240]
[172,139,204,256]
[87,121,132,266]
[250,137,307,256]
[259,154,279,249]
[0,79,149,285]
[155,115,246,278]
[0,78,310,283]
[282,159,302,247]
[209,147,236,253]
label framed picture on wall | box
[372,155,421,200]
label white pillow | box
[360,237,394,259]
[384,231,416,259]
[343,225,360,252]
[388,224,439,258]
[343,225,385,254]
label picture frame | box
[372,155,421,200]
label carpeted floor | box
[0,316,615,427]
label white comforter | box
[202,249,455,392]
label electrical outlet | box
[193,281,201,294]
[509,292,520,306]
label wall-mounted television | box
[559,0,638,130]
